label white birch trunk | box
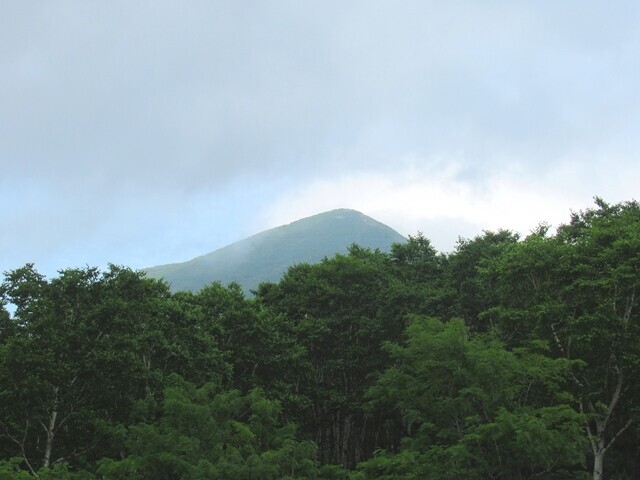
[593,446,605,480]
[42,387,59,468]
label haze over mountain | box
[144,209,406,293]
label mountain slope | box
[144,209,406,293]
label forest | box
[0,198,638,480]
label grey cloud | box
[3,1,638,186]
[1,0,639,274]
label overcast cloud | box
[1,1,639,277]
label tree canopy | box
[1,198,638,479]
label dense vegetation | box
[1,199,638,479]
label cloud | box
[1,1,639,274]
[261,153,640,252]
[3,1,638,185]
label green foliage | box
[0,458,32,480]
[0,265,228,471]
[97,376,334,480]
[387,234,454,319]
[361,317,588,479]
[0,459,96,479]
[256,247,410,467]
[186,282,304,396]
[446,230,519,330]
[481,200,640,476]
[1,198,639,478]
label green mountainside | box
[144,209,407,292]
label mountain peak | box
[283,208,367,222]
[145,209,406,293]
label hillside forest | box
[1,198,639,480]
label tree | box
[184,282,303,396]
[446,230,519,331]
[0,265,221,473]
[389,234,453,319]
[0,265,110,473]
[483,199,640,479]
[256,247,406,467]
[97,375,345,480]
[358,317,588,479]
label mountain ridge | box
[144,209,406,293]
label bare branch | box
[622,284,636,328]
[602,367,624,431]
[580,401,598,454]
[605,418,634,452]
[0,420,39,477]
[51,440,98,466]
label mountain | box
[144,209,406,293]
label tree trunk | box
[42,387,59,468]
[593,447,605,480]
[43,409,58,468]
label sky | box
[1,1,639,279]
